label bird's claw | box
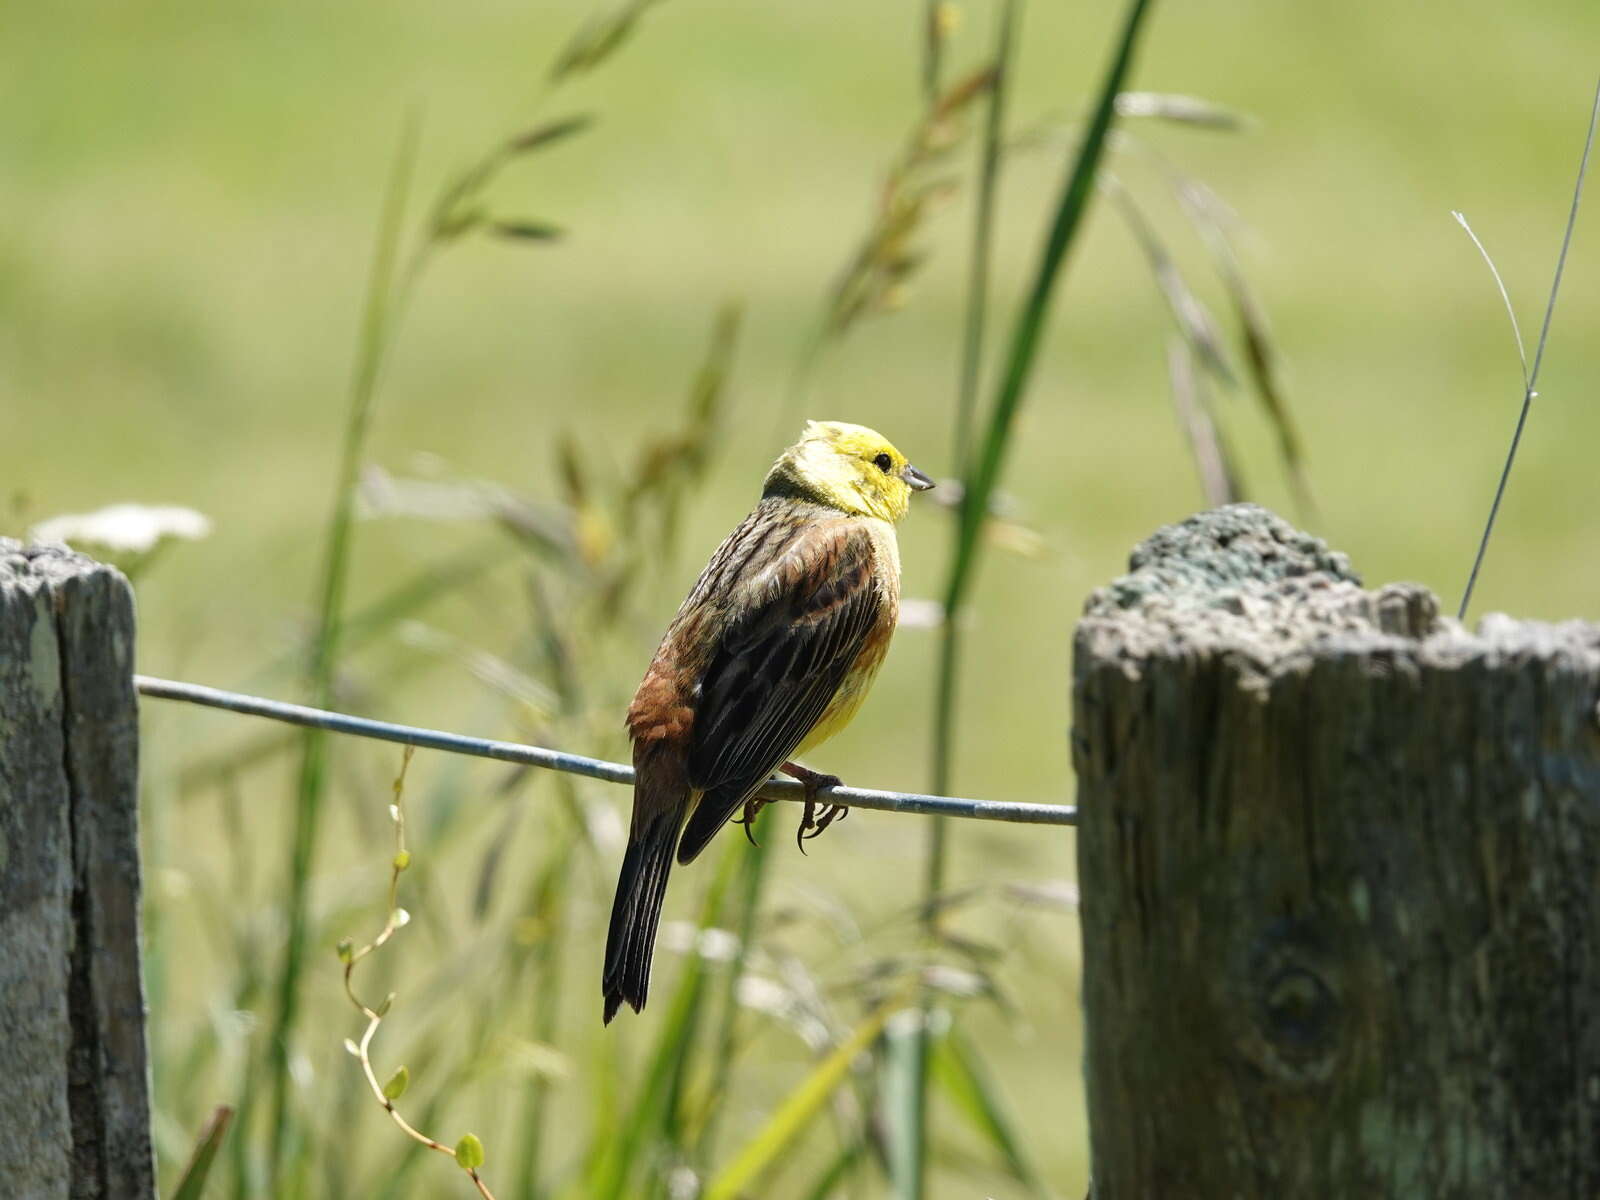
[781,765,844,854]
[732,796,767,846]
[804,803,849,839]
[798,802,849,853]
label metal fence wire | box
[134,676,1077,827]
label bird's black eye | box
[873,452,893,473]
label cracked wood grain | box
[1,539,153,1200]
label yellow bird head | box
[764,420,934,523]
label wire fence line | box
[133,675,1078,828]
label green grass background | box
[4,1,1597,1196]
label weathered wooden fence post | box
[1,540,154,1199]
[1072,504,1600,1198]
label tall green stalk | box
[921,0,944,107]
[904,9,1021,1198]
[513,817,575,1197]
[913,2,1156,1197]
[691,811,775,1164]
[926,0,1020,932]
[947,0,1155,620]
[258,114,421,1191]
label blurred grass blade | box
[927,0,1021,962]
[925,3,1153,1197]
[177,547,497,795]
[261,110,421,1191]
[1167,337,1244,505]
[1108,179,1235,384]
[173,1106,234,1200]
[1114,90,1250,130]
[704,999,903,1200]
[932,1028,1053,1197]
[799,1133,870,1200]
[953,0,1020,480]
[793,46,1000,423]
[430,110,593,248]
[921,0,944,107]
[1459,74,1600,617]
[920,6,1023,1195]
[658,849,741,1145]
[925,0,1023,991]
[1174,179,1313,514]
[509,113,596,152]
[623,302,743,564]
[689,302,743,428]
[314,545,498,664]
[551,0,664,82]
[882,1009,928,1200]
[933,64,1001,122]
[492,220,565,242]
[1451,211,1530,385]
[513,845,574,1199]
[584,846,737,1200]
[1235,282,1313,516]
[947,0,1154,618]
[689,808,773,1166]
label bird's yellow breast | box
[796,633,893,754]
[796,516,900,755]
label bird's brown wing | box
[676,518,885,864]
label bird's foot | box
[780,761,846,853]
[731,796,768,846]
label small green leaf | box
[549,0,660,81]
[392,850,411,872]
[434,203,488,243]
[455,1133,485,1170]
[171,1105,233,1200]
[382,1065,410,1101]
[491,220,565,242]
[376,991,395,1017]
[508,114,595,152]
[335,937,354,963]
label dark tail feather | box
[676,781,754,865]
[602,812,680,1023]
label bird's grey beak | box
[902,464,935,492]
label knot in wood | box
[1239,921,1342,1085]
[1261,966,1334,1052]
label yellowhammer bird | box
[603,420,933,1022]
